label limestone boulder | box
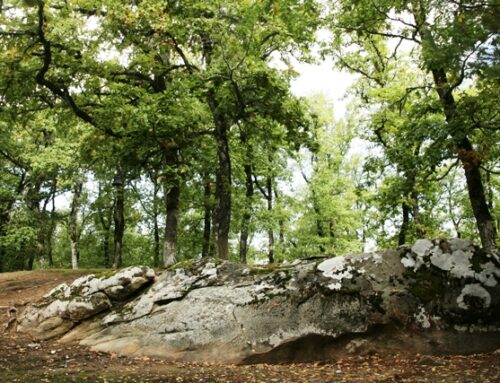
[67,292,112,321]
[18,240,500,362]
[17,266,155,339]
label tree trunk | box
[27,248,35,270]
[0,229,4,272]
[266,175,275,264]
[239,164,253,264]
[69,179,83,270]
[208,92,232,260]
[275,189,285,257]
[99,212,111,268]
[278,219,285,244]
[277,218,285,260]
[162,147,180,267]
[26,180,43,269]
[411,190,425,238]
[486,171,493,210]
[311,189,326,254]
[209,212,217,258]
[202,175,213,258]
[37,230,47,270]
[163,179,179,267]
[203,37,232,260]
[0,211,11,272]
[97,184,112,267]
[458,137,497,252]
[153,211,160,267]
[151,172,161,267]
[112,168,125,269]
[40,177,57,268]
[431,68,497,252]
[413,8,497,252]
[0,174,23,271]
[46,189,56,268]
[239,135,254,264]
[301,160,326,254]
[0,245,4,273]
[398,202,410,246]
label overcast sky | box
[291,58,356,119]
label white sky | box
[291,58,356,119]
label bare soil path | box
[1,270,499,382]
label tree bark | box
[202,175,213,258]
[0,209,12,272]
[162,147,180,267]
[36,225,47,270]
[69,179,83,270]
[398,202,410,246]
[458,137,497,252]
[207,91,232,260]
[447,180,463,238]
[0,242,4,272]
[266,175,275,264]
[163,180,179,267]
[46,182,57,268]
[202,35,233,260]
[209,212,217,258]
[431,68,497,252]
[239,131,254,264]
[274,189,285,257]
[150,171,161,267]
[98,210,111,268]
[27,247,35,270]
[239,163,253,264]
[311,189,326,254]
[411,190,425,238]
[96,184,112,267]
[26,179,43,269]
[0,226,4,272]
[102,228,110,266]
[112,168,125,269]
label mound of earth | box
[11,238,500,364]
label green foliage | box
[284,94,364,257]
[324,0,499,249]
[0,0,496,272]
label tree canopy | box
[0,0,497,272]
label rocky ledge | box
[17,239,500,363]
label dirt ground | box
[1,270,499,383]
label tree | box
[326,0,499,251]
[286,94,363,257]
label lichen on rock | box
[17,239,500,362]
[456,284,491,310]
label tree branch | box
[0,148,26,169]
[432,159,460,182]
[334,53,385,86]
[164,32,199,74]
[253,174,269,199]
[34,1,121,138]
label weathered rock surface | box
[18,239,500,361]
[18,266,155,340]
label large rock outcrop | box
[18,266,155,339]
[18,239,500,362]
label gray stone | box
[31,317,74,340]
[67,293,112,321]
[18,266,155,339]
[18,240,500,362]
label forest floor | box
[1,270,499,383]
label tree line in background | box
[0,0,497,272]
